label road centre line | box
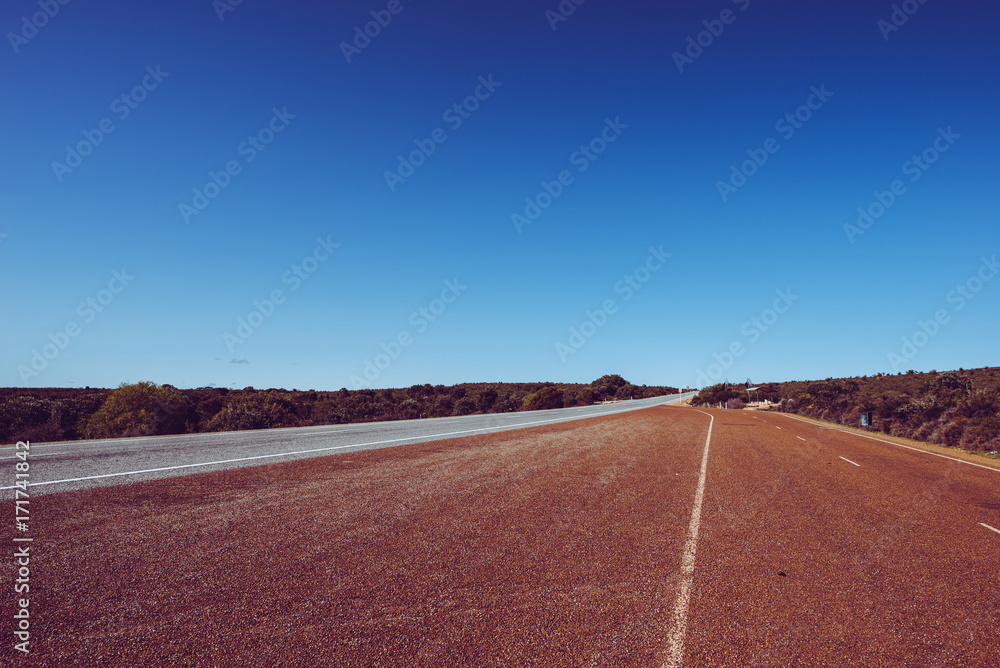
[663,410,713,668]
[774,412,1000,473]
[0,401,666,491]
[839,456,861,467]
[980,523,1000,535]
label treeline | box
[692,367,1000,453]
[0,374,677,444]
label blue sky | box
[2,0,998,391]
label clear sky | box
[2,0,998,391]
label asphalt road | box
[2,403,998,665]
[0,393,691,498]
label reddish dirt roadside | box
[2,407,709,667]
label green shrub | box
[522,386,564,411]
[207,391,295,432]
[84,382,193,439]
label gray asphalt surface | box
[1,393,691,498]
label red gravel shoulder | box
[2,407,708,667]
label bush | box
[522,386,564,411]
[476,389,498,412]
[0,396,57,443]
[207,391,296,432]
[454,397,477,416]
[692,384,742,407]
[84,382,194,439]
[591,374,627,400]
[923,370,972,398]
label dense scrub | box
[0,374,677,444]
[693,367,1000,454]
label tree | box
[84,382,194,439]
[616,383,640,400]
[691,383,742,407]
[591,374,628,400]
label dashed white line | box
[796,436,806,442]
[980,523,1000,536]
[839,456,861,467]
[663,410,713,668]
[774,412,1000,474]
[775,427,781,430]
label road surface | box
[0,393,690,498]
[2,404,998,666]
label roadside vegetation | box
[692,367,1000,454]
[0,374,676,444]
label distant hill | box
[0,375,678,445]
[693,367,1000,454]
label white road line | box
[0,403,663,490]
[663,410,713,668]
[3,396,684,452]
[839,456,861,467]
[980,523,1000,535]
[796,437,806,442]
[775,412,1000,474]
[775,427,781,430]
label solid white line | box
[2,395,686,451]
[839,456,861,467]
[0,403,665,490]
[663,410,713,668]
[774,412,1000,474]
[796,436,806,442]
[980,523,1000,535]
